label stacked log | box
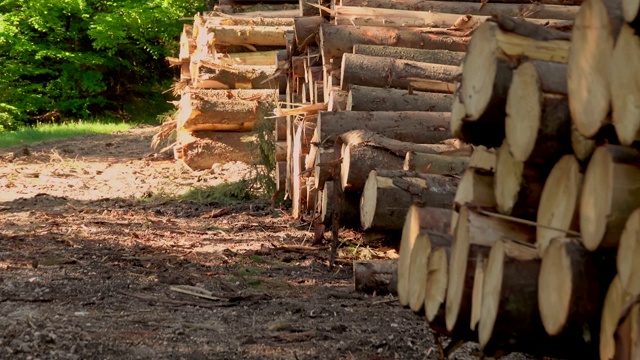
[395,3,640,359]
[166,11,291,170]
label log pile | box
[162,0,640,358]
[395,2,640,359]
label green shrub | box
[0,0,206,130]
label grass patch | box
[0,121,132,149]
[179,180,259,204]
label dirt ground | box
[0,126,533,360]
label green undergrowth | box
[141,180,262,207]
[0,121,132,148]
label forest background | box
[0,0,208,132]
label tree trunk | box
[340,54,459,93]
[446,206,536,332]
[316,111,452,147]
[538,238,615,347]
[205,15,295,27]
[177,89,277,132]
[340,0,582,15]
[617,208,640,296]
[352,45,465,65]
[276,161,287,192]
[314,147,335,191]
[208,25,292,46]
[174,131,252,171]
[320,181,361,228]
[275,141,286,162]
[347,85,452,112]
[611,24,640,145]
[454,169,496,210]
[536,155,583,256]
[339,130,458,191]
[567,0,624,137]
[403,152,468,175]
[353,259,398,295]
[505,61,572,164]
[192,66,281,89]
[580,145,640,250]
[319,24,469,65]
[327,89,349,111]
[215,50,280,66]
[494,139,550,220]
[361,171,457,231]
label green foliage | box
[179,180,258,205]
[250,100,278,196]
[0,120,131,148]
[0,0,205,130]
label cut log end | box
[445,206,471,331]
[617,208,640,296]
[478,239,505,350]
[398,206,422,307]
[460,22,499,120]
[536,155,582,256]
[600,276,628,360]
[537,238,574,335]
[567,0,617,138]
[408,232,432,313]
[611,24,640,146]
[494,140,524,215]
[360,170,377,231]
[505,61,542,162]
[425,246,448,322]
[580,146,615,250]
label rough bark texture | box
[316,111,452,146]
[352,45,465,65]
[340,53,459,93]
[403,152,469,175]
[353,260,398,295]
[347,85,453,112]
[360,171,458,231]
[319,24,469,64]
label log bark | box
[314,147,335,191]
[567,0,624,137]
[276,161,287,192]
[536,155,583,256]
[174,131,252,171]
[538,238,615,343]
[352,45,465,65]
[274,117,286,141]
[611,24,640,145]
[208,25,291,46]
[353,259,398,295]
[347,85,452,112]
[192,66,281,89]
[319,24,469,65]
[275,141,286,162]
[294,16,326,47]
[338,130,458,192]
[205,15,295,27]
[340,54,459,93]
[446,206,536,332]
[505,61,572,164]
[360,171,457,231]
[320,181,361,228]
[176,89,277,132]
[316,111,452,147]
[617,208,640,296]
[454,169,496,210]
[214,50,281,66]
[340,0,581,17]
[580,145,640,250]
[403,152,468,175]
[494,139,549,220]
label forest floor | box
[0,126,533,360]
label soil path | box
[0,127,529,359]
